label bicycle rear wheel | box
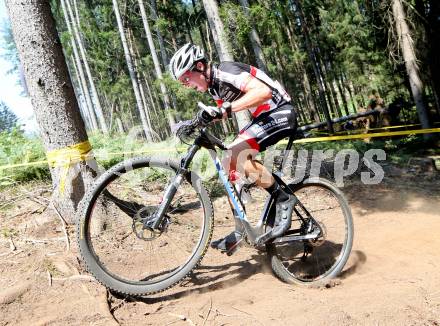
[76,157,213,296]
[267,177,353,285]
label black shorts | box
[238,104,297,152]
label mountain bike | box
[76,105,354,296]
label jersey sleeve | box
[217,62,253,92]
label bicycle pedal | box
[225,239,242,256]
[256,230,273,246]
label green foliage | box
[0,129,186,186]
[0,22,20,76]
[0,102,18,132]
[0,129,48,186]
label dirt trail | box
[0,173,439,325]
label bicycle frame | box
[150,127,299,246]
[208,148,276,245]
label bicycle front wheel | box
[267,177,353,285]
[77,157,213,296]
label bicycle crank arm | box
[272,229,321,244]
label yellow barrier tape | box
[0,146,186,171]
[312,121,440,136]
[289,127,440,144]
[46,140,93,195]
[0,160,49,170]
[1,128,439,173]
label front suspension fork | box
[150,172,185,230]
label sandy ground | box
[0,167,439,325]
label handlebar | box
[173,103,212,143]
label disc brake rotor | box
[131,206,169,241]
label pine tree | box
[6,0,96,223]
[0,102,18,132]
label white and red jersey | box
[208,62,291,119]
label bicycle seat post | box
[277,135,295,173]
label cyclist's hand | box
[197,102,225,123]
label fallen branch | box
[0,195,26,210]
[231,306,264,326]
[20,186,50,206]
[51,275,96,283]
[214,308,237,318]
[51,203,70,251]
[22,237,65,244]
[202,298,213,326]
[8,206,44,219]
[0,281,32,305]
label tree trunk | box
[202,0,250,129]
[65,0,108,133]
[116,116,124,133]
[138,0,175,129]
[6,0,96,223]
[70,54,93,130]
[149,0,168,66]
[112,0,152,141]
[191,0,209,55]
[127,28,155,139]
[336,77,350,116]
[60,0,98,131]
[202,0,232,61]
[238,0,267,72]
[392,0,431,129]
[291,0,334,133]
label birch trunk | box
[392,0,431,129]
[202,0,250,129]
[60,0,98,131]
[65,0,108,133]
[112,0,152,141]
[6,0,96,223]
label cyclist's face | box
[179,70,208,92]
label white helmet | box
[169,43,205,80]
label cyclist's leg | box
[212,105,298,251]
[211,136,253,253]
[238,105,298,238]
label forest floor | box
[0,162,439,326]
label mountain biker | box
[169,43,297,253]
